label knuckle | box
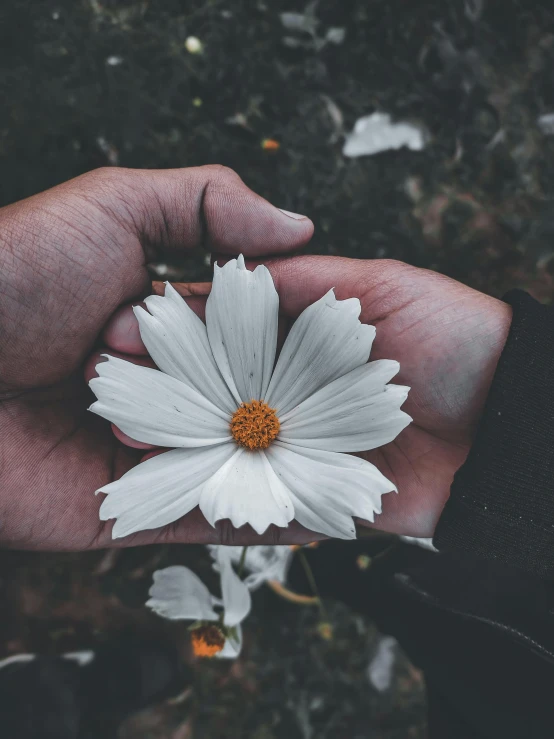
[83,166,117,185]
[199,164,240,183]
[81,166,132,191]
[374,257,408,271]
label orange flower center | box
[230,400,280,450]
[190,624,226,658]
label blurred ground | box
[3,0,554,736]
[0,543,426,738]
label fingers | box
[167,513,325,547]
[152,279,211,303]
[84,349,159,450]
[78,165,314,257]
[102,282,210,355]
[101,254,346,358]
[238,254,419,322]
[83,349,156,382]
[102,283,290,357]
[261,255,357,317]
[103,508,326,548]
[101,303,149,356]
[111,425,157,450]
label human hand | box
[0,166,313,550]
[259,255,512,537]
[106,251,511,544]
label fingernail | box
[278,208,307,221]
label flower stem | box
[238,545,248,578]
[298,549,329,623]
[266,579,318,605]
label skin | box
[0,166,313,550]
[0,166,511,551]
[259,256,512,537]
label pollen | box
[230,400,280,450]
[190,624,226,658]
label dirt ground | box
[2,0,554,736]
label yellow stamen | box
[230,400,280,450]
[190,624,225,658]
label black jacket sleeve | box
[433,289,554,580]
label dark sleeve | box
[433,289,554,580]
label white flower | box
[89,256,411,540]
[147,548,251,658]
[207,545,293,590]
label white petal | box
[241,546,293,589]
[266,442,397,539]
[146,566,218,621]
[134,283,236,414]
[266,289,375,415]
[199,448,294,535]
[98,445,236,539]
[89,355,232,447]
[217,625,243,659]
[279,363,411,453]
[279,360,400,424]
[216,548,252,627]
[207,545,293,590]
[206,256,279,403]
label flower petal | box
[134,282,236,414]
[279,362,411,452]
[98,445,236,539]
[147,566,218,621]
[199,448,294,535]
[215,548,252,627]
[89,355,232,448]
[266,441,397,538]
[207,545,293,590]
[217,625,243,659]
[266,289,376,415]
[205,256,279,404]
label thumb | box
[68,164,314,257]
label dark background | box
[3,0,554,295]
[2,0,554,736]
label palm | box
[2,376,132,549]
[265,257,512,537]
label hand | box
[0,166,313,550]
[105,252,511,544]
[260,255,512,537]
